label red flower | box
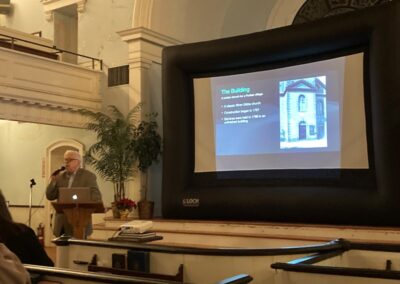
[116,198,137,211]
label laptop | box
[58,187,96,203]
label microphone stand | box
[28,179,36,227]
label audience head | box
[0,190,12,222]
[64,150,82,173]
[0,190,19,243]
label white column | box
[118,26,181,111]
[118,27,181,202]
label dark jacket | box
[4,224,54,266]
[46,168,102,237]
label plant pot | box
[119,209,130,221]
[111,202,120,219]
[138,200,154,219]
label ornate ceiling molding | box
[293,0,392,24]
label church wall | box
[149,0,277,43]
[0,120,114,207]
[0,0,287,218]
[0,0,53,39]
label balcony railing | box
[0,33,102,70]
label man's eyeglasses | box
[64,158,77,164]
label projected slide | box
[211,73,336,157]
[194,53,367,172]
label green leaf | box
[79,104,161,201]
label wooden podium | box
[51,202,104,239]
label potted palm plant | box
[132,113,162,219]
[80,104,141,218]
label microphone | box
[30,179,36,188]
[51,166,65,176]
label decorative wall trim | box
[41,0,86,21]
[128,57,152,70]
[9,205,44,208]
[0,99,88,127]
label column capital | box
[118,27,182,64]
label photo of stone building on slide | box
[279,76,327,149]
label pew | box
[88,264,184,282]
[271,239,400,284]
[53,236,341,283]
[52,233,400,283]
[27,263,253,283]
[25,264,181,284]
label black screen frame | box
[162,2,400,226]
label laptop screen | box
[58,187,95,203]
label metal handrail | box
[0,33,103,70]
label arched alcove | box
[46,139,84,176]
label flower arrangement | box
[116,198,137,211]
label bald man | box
[46,150,102,238]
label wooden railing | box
[26,264,253,284]
[218,274,253,284]
[88,264,184,283]
[54,236,343,256]
[25,264,180,284]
